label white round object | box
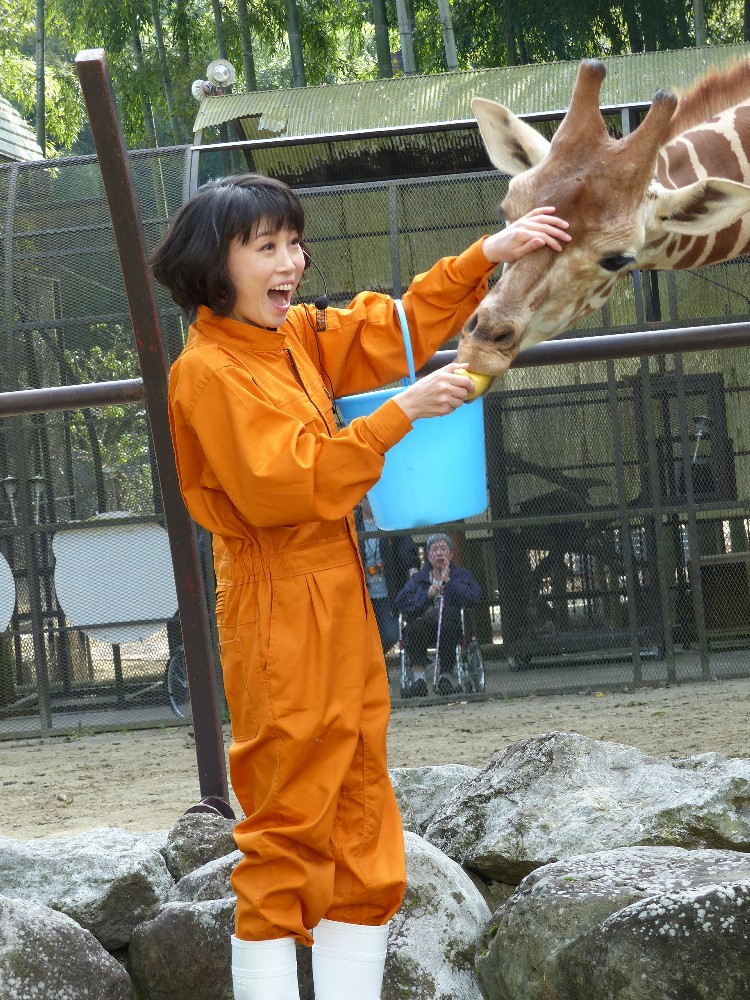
[206,58,236,87]
[0,552,16,633]
[52,513,178,644]
[191,78,208,102]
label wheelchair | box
[398,606,485,698]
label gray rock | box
[425,731,750,883]
[465,871,516,913]
[165,812,237,881]
[298,942,313,1000]
[476,845,750,1000]
[384,831,491,1000]
[128,897,235,1000]
[138,829,170,858]
[392,782,422,835]
[0,894,136,999]
[391,764,479,832]
[0,828,173,949]
[173,850,242,901]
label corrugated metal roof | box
[0,95,44,162]
[193,44,750,138]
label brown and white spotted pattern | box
[456,59,750,378]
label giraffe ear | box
[647,179,750,236]
[472,97,551,176]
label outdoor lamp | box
[191,79,211,102]
[28,474,45,524]
[692,414,711,463]
[102,464,117,511]
[206,59,236,88]
[2,475,17,525]
[191,58,235,102]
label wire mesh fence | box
[2,112,750,741]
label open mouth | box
[268,283,294,308]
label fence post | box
[74,48,229,803]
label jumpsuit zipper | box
[283,347,336,434]
[283,348,370,604]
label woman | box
[150,173,569,1000]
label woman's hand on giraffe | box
[482,207,571,265]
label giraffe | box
[456,58,750,380]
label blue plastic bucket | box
[337,300,488,530]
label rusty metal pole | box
[74,48,229,802]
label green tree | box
[3,0,749,156]
[0,0,84,154]
[371,0,393,77]
[236,0,259,90]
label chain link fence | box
[2,115,750,740]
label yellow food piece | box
[463,370,494,399]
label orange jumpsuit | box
[167,238,495,945]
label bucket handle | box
[394,298,417,386]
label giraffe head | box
[456,59,750,378]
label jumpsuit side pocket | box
[219,631,258,741]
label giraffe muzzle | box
[457,310,522,376]
[464,309,521,348]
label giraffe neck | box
[640,102,750,270]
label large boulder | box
[384,831,491,1000]
[426,732,750,883]
[128,897,235,1000]
[173,850,242,902]
[476,845,750,1000]
[392,782,422,835]
[0,894,136,999]
[164,812,237,881]
[391,764,479,833]
[0,828,173,949]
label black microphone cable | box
[297,249,337,413]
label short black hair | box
[150,173,306,318]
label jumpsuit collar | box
[191,304,289,354]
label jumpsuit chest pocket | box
[280,386,334,433]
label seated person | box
[395,532,481,695]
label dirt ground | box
[3,676,750,841]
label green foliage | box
[0,0,85,153]
[706,0,746,42]
[2,0,749,154]
[66,340,154,516]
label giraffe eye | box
[599,253,636,272]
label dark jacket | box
[394,563,481,618]
[381,535,420,608]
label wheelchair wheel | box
[166,645,191,720]
[454,643,466,692]
[399,648,413,699]
[465,640,485,694]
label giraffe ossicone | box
[456,57,750,379]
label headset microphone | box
[304,252,330,325]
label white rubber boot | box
[231,935,300,1000]
[311,919,389,1000]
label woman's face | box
[428,540,453,572]
[226,220,306,328]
